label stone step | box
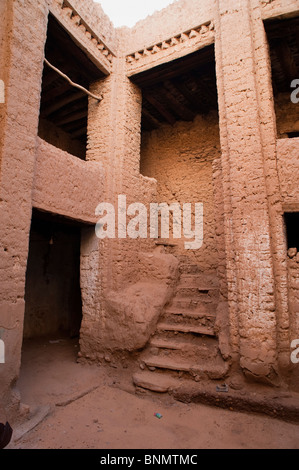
[142,354,229,380]
[157,321,215,336]
[177,286,219,297]
[149,336,219,359]
[163,309,215,329]
[179,264,205,274]
[133,370,180,393]
[179,274,219,288]
[171,297,217,310]
[165,306,216,319]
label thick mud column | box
[214,0,284,384]
[0,0,49,413]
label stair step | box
[157,321,215,336]
[142,354,229,379]
[149,337,219,358]
[177,286,219,296]
[165,307,216,319]
[179,274,219,288]
[133,371,179,393]
[179,264,205,274]
[171,297,217,310]
[150,337,200,351]
[143,355,195,372]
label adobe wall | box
[277,138,299,207]
[0,0,115,417]
[1,0,299,420]
[77,0,222,361]
[123,0,214,55]
[140,112,221,273]
[0,0,49,415]
[214,0,293,384]
[79,55,178,360]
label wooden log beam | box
[142,108,160,129]
[43,90,86,117]
[56,109,87,126]
[161,83,196,121]
[143,91,176,125]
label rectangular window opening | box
[264,16,299,140]
[285,212,299,251]
[38,14,105,160]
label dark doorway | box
[285,212,299,251]
[24,209,83,340]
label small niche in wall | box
[285,212,299,251]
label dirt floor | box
[5,336,299,450]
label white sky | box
[95,0,175,28]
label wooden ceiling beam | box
[160,84,196,121]
[131,45,215,89]
[55,110,88,126]
[143,92,176,125]
[62,118,87,133]
[42,90,86,117]
[45,97,87,122]
[189,71,217,103]
[41,82,72,104]
[167,78,210,114]
[70,127,88,139]
[142,108,160,129]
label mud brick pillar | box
[214,0,285,384]
[0,0,48,413]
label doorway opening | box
[23,209,84,340]
[285,212,299,251]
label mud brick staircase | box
[133,262,229,394]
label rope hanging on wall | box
[44,58,103,102]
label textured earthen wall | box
[122,0,214,55]
[0,0,114,417]
[214,0,288,384]
[140,112,221,272]
[32,138,104,224]
[1,0,299,417]
[0,0,49,414]
[79,56,175,359]
[38,118,86,159]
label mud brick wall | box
[0,0,49,413]
[140,112,221,273]
[277,138,299,206]
[1,0,299,418]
